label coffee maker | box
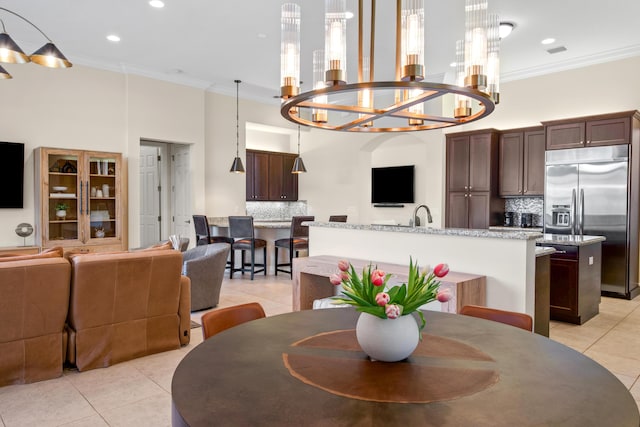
[504,212,515,227]
[520,213,534,228]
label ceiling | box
[1,0,639,104]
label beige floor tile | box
[99,393,171,427]
[64,363,167,414]
[129,349,187,393]
[588,329,640,361]
[0,378,97,427]
[58,415,109,426]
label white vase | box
[55,210,66,220]
[355,312,420,362]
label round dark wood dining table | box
[172,308,639,426]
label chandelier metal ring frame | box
[280,80,495,132]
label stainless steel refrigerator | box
[544,144,634,297]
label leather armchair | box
[66,248,191,371]
[182,243,230,311]
[0,249,70,385]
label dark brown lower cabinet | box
[544,243,601,325]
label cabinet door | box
[85,152,122,244]
[446,135,470,192]
[40,148,83,246]
[546,122,585,150]
[268,154,284,200]
[281,154,298,200]
[549,258,579,318]
[468,133,492,192]
[446,192,468,228]
[523,130,545,196]
[251,151,270,201]
[468,192,490,229]
[586,117,630,146]
[498,132,523,196]
[246,151,255,200]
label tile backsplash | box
[505,197,544,227]
[246,201,308,220]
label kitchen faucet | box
[412,204,433,227]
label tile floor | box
[1,274,639,426]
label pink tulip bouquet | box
[330,258,451,331]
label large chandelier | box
[280,0,500,132]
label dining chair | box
[274,215,314,277]
[459,305,533,332]
[201,302,266,340]
[328,215,347,222]
[228,216,267,280]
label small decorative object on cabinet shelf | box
[94,227,105,238]
[330,259,451,362]
[55,202,68,220]
[61,161,76,173]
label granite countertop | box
[489,226,544,233]
[306,221,542,241]
[208,217,291,229]
[536,234,606,246]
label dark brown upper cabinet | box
[544,111,636,150]
[246,149,298,201]
[499,127,545,197]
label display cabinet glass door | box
[47,152,80,242]
[87,155,118,242]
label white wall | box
[0,65,205,248]
[0,56,639,248]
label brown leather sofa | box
[0,248,71,386]
[66,248,191,372]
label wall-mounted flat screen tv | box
[0,142,25,208]
[371,165,414,204]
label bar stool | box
[193,215,233,269]
[274,215,314,277]
[328,215,347,222]
[193,215,233,246]
[228,216,267,280]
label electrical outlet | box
[589,256,594,265]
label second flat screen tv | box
[371,165,414,204]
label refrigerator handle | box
[570,188,577,235]
[579,188,585,235]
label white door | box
[171,144,192,242]
[139,145,161,246]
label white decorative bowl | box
[52,186,68,192]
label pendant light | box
[229,79,245,173]
[291,125,307,174]
[0,7,73,80]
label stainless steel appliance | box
[544,144,633,297]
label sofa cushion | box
[0,246,63,262]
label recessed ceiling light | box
[149,0,165,8]
[257,33,267,39]
[498,22,514,39]
[106,34,121,42]
[449,62,457,68]
[345,11,354,19]
[541,38,555,45]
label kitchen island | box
[537,234,605,324]
[307,222,543,325]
